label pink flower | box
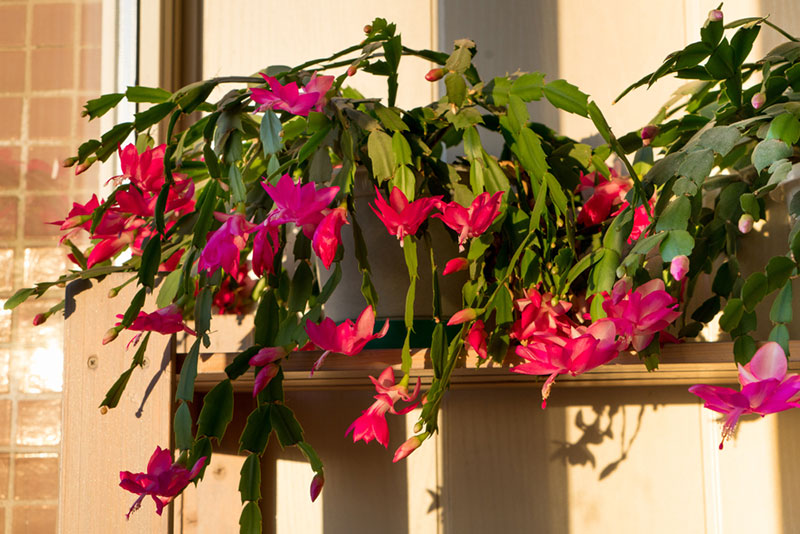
[346,367,421,448]
[115,144,166,193]
[370,187,441,246]
[512,320,621,408]
[262,174,339,238]
[443,257,469,275]
[576,170,630,226]
[305,305,390,373]
[198,213,255,277]
[433,191,504,251]
[49,194,100,242]
[689,342,800,448]
[467,320,488,359]
[393,435,423,462]
[447,308,478,326]
[114,304,196,348]
[120,446,206,518]
[670,255,689,281]
[250,73,331,117]
[249,347,285,397]
[312,208,349,269]
[252,218,281,277]
[511,286,573,343]
[602,279,681,352]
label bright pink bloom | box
[602,279,681,352]
[670,255,689,281]
[252,218,281,277]
[393,435,423,462]
[249,347,285,397]
[511,286,573,342]
[312,208,349,269]
[370,187,441,246]
[198,213,255,277]
[120,446,206,518]
[250,73,331,117]
[346,367,421,448]
[467,320,488,359]
[86,218,143,268]
[576,170,631,226]
[50,194,100,242]
[513,320,621,408]
[433,191,504,251]
[305,305,390,373]
[262,174,339,238]
[117,304,196,349]
[443,257,469,276]
[115,144,166,193]
[690,342,800,448]
[447,308,478,326]
[310,473,324,502]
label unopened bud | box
[108,287,120,298]
[393,435,423,463]
[751,92,766,110]
[32,313,46,326]
[100,406,108,415]
[413,421,423,433]
[363,25,372,34]
[738,213,754,234]
[708,9,723,22]
[442,257,469,276]
[640,125,659,146]
[62,156,78,168]
[310,473,324,502]
[75,161,92,175]
[102,327,119,345]
[425,68,446,82]
[447,307,478,326]
[670,255,689,282]
[347,65,358,77]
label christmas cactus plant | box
[8,9,800,526]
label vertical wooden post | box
[59,275,173,533]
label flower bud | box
[413,421,423,433]
[640,125,659,146]
[32,313,46,326]
[447,307,478,326]
[363,24,372,34]
[347,65,358,77]
[708,9,723,22]
[425,68,446,82]
[102,327,119,345]
[62,156,78,168]
[738,213,754,234]
[310,473,324,502]
[442,257,469,276]
[393,435,423,463]
[670,255,689,282]
[751,92,766,110]
[108,287,120,298]
[75,161,92,175]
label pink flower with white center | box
[198,213,256,277]
[262,174,339,238]
[250,73,332,117]
[513,319,621,408]
[305,305,390,373]
[467,320,488,359]
[670,255,689,281]
[252,217,281,277]
[370,187,441,246]
[249,347,285,397]
[433,191,504,251]
[602,279,681,352]
[119,446,206,518]
[312,208,349,269]
[576,170,630,227]
[346,367,421,448]
[690,342,800,448]
[511,286,573,343]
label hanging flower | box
[467,320,488,359]
[198,213,255,277]
[252,217,281,277]
[433,191,504,251]
[312,208,349,269]
[249,347,285,397]
[602,279,680,351]
[370,187,441,246]
[250,73,333,117]
[261,174,339,238]
[305,305,390,373]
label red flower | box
[370,187,441,246]
[433,191,504,251]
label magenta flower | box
[467,320,488,359]
[198,213,255,277]
[346,366,421,448]
[305,305,390,373]
[119,446,206,518]
[252,217,281,277]
[312,208,349,269]
[49,194,100,242]
[670,255,689,281]
[576,170,630,227]
[443,257,469,276]
[115,143,166,193]
[250,73,332,117]
[513,320,621,408]
[689,342,800,448]
[249,347,285,397]
[124,304,196,336]
[262,174,339,238]
[433,191,504,251]
[510,286,573,343]
[370,187,441,246]
[602,279,680,351]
